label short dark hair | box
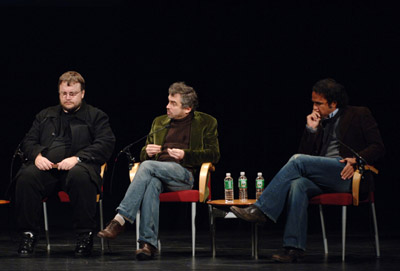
[312,78,348,108]
[168,82,198,111]
[58,71,85,91]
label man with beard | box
[13,71,115,256]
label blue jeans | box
[116,160,194,248]
[254,154,352,251]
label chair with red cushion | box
[129,162,215,256]
[309,165,380,261]
[42,163,107,252]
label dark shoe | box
[75,232,94,257]
[230,205,267,224]
[18,232,38,256]
[135,241,157,261]
[272,247,305,263]
[97,219,125,240]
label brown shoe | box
[97,219,125,240]
[230,205,267,224]
[272,248,305,263]
[135,241,157,261]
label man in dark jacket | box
[231,78,384,262]
[14,71,115,256]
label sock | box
[114,213,125,226]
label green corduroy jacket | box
[140,111,220,199]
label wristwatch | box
[77,157,82,163]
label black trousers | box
[14,164,98,233]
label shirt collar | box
[326,108,339,119]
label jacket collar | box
[46,100,87,120]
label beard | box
[61,102,82,113]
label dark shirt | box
[42,111,73,163]
[158,112,193,163]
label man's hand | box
[167,148,185,160]
[57,156,79,171]
[306,111,321,129]
[146,144,162,157]
[339,157,357,180]
[35,153,54,171]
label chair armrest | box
[129,162,141,182]
[199,162,215,203]
[100,163,107,179]
[352,165,379,206]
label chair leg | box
[191,202,196,257]
[371,202,381,258]
[342,206,347,262]
[136,210,140,250]
[209,205,216,257]
[319,205,328,254]
[99,199,104,252]
[42,201,50,252]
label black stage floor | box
[1,227,399,271]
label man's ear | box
[184,107,192,114]
[329,101,337,109]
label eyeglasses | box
[59,91,82,97]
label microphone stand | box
[116,124,171,169]
[109,124,170,195]
[335,137,368,174]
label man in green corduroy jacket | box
[98,82,220,260]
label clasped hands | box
[146,144,185,160]
[35,153,78,171]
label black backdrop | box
[1,1,399,233]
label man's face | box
[312,91,337,118]
[59,82,85,113]
[166,93,191,119]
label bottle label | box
[256,179,264,189]
[224,179,233,190]
[239,179,247,188]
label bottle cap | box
[226,173,231,177]
[257,172,262,176]
[240,171,245,175]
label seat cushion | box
[160,190,199,202]
[309,193,353,205]
[58,191,70,202]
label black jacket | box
[19,101,115,191]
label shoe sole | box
[136,252,154,261]
[272,255,304,263]
[230,207,266,224]
[97,232,116,240]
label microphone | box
[335,136,368,166]
[117,124,171,164]
[319,120,368,166]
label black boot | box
[18,232,38,256]
[75,231,93,257]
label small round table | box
[207,199,259,258]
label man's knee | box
[139,160,158,171]
[66,166,91,187]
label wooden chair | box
[129,162,215,256]
[309,165,380,261]
[42,163,107,252]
